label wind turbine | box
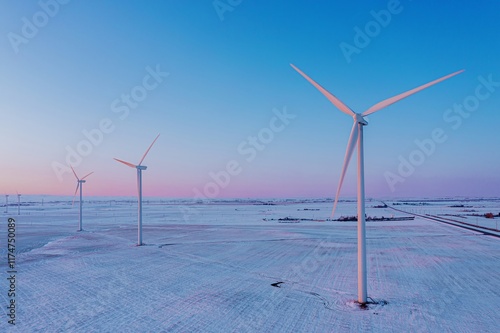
[17,192,21,216]
[4,195,8,214]
[114,134,160,246]
[71,166,94,232]
[291,64,463,304]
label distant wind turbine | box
[17,192,21,216]
[71,166,94,231]
[4,194,8,214]
[291,64,463,304]
[114,134,160,246]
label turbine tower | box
[71,166,94,231]
[291,64,463,304]
[114,134,160,246]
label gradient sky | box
[1,0,499,199]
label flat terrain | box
[1,198,499,332]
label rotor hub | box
[354,113,368,126]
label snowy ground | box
[1,197,499,332]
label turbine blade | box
[138,133,160,166]
[72,183,80,206]
[81,172,94,180]
[70,165,79,180]
[290,64,355,116]
[362,69,465,116]
[114,158,137,168]
[331,122,359,218]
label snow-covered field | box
[1,197,499,332]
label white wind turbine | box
[71,166,94,232]
[114,134,160,246]
[291,64,463,304]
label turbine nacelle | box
[137,165,147,171]
[354,113,368,126]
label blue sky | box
[1,0,499,199]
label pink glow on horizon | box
[2,171,498,198]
